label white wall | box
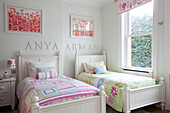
[0,0,63,78]
[63,2,102,77]
[102,2,119,72]
[0,0,102,79]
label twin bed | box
[17,51,106,113]
[75,51,165,113]
[17,51,165,113]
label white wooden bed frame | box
[18,51,106,113]
[75,51,165,113]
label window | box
[122,1,153,72]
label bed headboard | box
[18,51,62,82]
[75,51,106,79]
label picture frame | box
[71,15,95,39]
[5,3,44,35]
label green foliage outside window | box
[130,14,153,68]
[131,14,153,35]
[131,35,152,68]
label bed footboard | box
[123,77,165,113]
[31,86,106,113]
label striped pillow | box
[36,71,58,80]
[38,67,56,72]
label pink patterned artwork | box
[71,15,94,38]
[5,4,43,34]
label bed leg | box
[160,77,165,110]
[31,96,40,113]
[123,83,130,113]
[100,86,106,113]
[161,102,165,110]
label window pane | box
[129,1,153,35]
[130,35,152,68]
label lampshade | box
[7,59,16,69]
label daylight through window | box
[123,1,153,70]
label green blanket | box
[78,71,156,112]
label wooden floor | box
[0,105,18,113]
[142,105,170,113]
[0,105,170,113]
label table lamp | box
[7,59,16,77]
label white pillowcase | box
[27,61,56,78]
[82,62,88,73]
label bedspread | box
[78,71,157,112]
[17,75,99,113]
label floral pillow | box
[38,67,56,72]
[94,65,107,74]
[85,61,105,74]
[36,71,58,80]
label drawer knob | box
[0,97,4,101]
[0,86,5,90]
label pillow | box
[27,61,56,78]
[85,61,105,74]
[36,71,58,80]
[38,67,56,72]
[94,65,107,74]
[82,62,88,73]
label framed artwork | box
[5,3,44,35]
[71,15,95,39]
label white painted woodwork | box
[0,77,16,110]
[165,74,170,110]
[100,86,106,113]
[75,52,166,113]
[18,51,62,82]
[75,51,106,79]
[123,83,130,113]
[31,86,106,113]
[164,0,170,110]
[160,77,165,110]
[128,85,162,110]
[18,52,106,113]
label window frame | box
[121,6,153,73]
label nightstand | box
[0,77,16,110]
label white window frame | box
[125,11,153,70]
[118,1,156,77]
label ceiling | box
[63,0,114,7]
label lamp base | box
[11,69,16,78]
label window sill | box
[122,67,152,73]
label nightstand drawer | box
[0,82,10,93]
[0,94,11,106]
[0,77,16,110]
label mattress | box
[78,71,157,112]
[17,75,99,113]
